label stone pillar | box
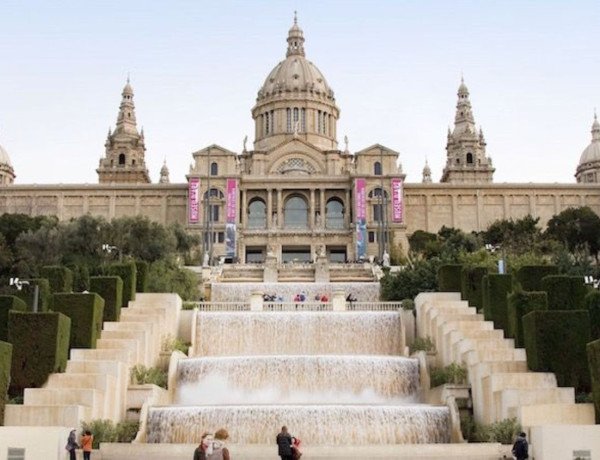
[320,188,326,224]
[264,251,278,282]
[267,188,273,229]
[250,290,264,311]
[315,252,330,283]
[277,189,283,229]
[344,189,350,227]
[332,290,346,311]
[310,189,315,229]
[241,189,246,228]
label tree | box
[545,207,600,262]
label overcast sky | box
[1,0,599,185]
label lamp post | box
[584,275,600,289]
[101,243,121,262]
[9,277,39,313]
[485,243,506,274]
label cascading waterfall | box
[147,310,451,445]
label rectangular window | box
[210,205,219,222]
[286,108,291,132]
[317,110,322,134]
[368,231,375,243]
[8,448,26,460]
[265,112,270,135]
[373,204,382,222]
[270,110,274,133]
[218,232,225,243]
[301,108,306,132]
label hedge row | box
[586,291,600,341]
[507,290,547,347]
[135,260,149,293]
[0,340,12,426]
[461,266,488,311]
[14,278,51,312]
[482,274,512,334]
[540,275,587,310]
[52,293,104,349]
[524,310,591,393]
[107,262,136,309]
[587,339,600,423]
[89,276,123,322]
[438,264,463,292]
[8,311,70,396]
[40,266,73,294]
[515,265,558,291]
[0,296,27,342]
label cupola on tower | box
[575,112,600,184]
[441,78,494,184]
[0,136,15,185]
[97,79,151,184]
[251,13,340,152]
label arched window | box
[284,195,308,229]
[286,108,291,132]
[466,153,474,164]
[203,188,224,199]
[132,159,136,165]
[374,161,382,175]
[368,188,388,199]
[326,198,345,229]
[210,162,218,176]
[247,199,267,228]
[293,107,299,131]
[301,108,306,132]
[118,153,126,165]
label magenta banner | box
[225,178,237,258]
[188,177,200,224]
[355,178,367,259]
[391,178,403,222]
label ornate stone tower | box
[97,79,151,184]
[422,160,432,183]
[0,135,15,185]
[251,13,340,152]
[575,112,600,183]
[441,78,494,184]
[159,159,170,184]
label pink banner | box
[355,178,367,259]
[188,177,200,224]
[355,178,366,220]
[226,179,237,223]
[391,178,403,222]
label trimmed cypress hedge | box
[66,264,90,292]
[523,309,591,393]
[507,290,547,347]
[438,264,463,292]
[89,276,123,322]
[585,291,600,341]
[7,311,71,396]
[135,260,149,293]
[13,278,51,312]
[52,293,104,349]
[540,275,587,310]
[587,339,600,423]
[482,274,513,335]
[0,340,12,426]
[0,295,27,342]
[515,265,558,292]
[460,266,488,311]
[40,266,73,294]
[107,262,136,309]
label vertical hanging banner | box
[188,177,200,224]
[391,178,404,222]
[225,178,238,258]
[355,178,367,259]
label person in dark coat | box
[65,429,79,460]
[193,432,210,460]
[512,432,529,460]
[276,426,293,460]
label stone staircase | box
[4,293,181,427]
[415,292,595,427]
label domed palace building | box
[0,16,599,263]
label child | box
[291,436,303,459]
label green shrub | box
[51,293,104,349]
[438,264,463,292]
[40,266,73,293]
[401,299,415,310]
[130,365,167,389]
[481,274,512,334]
[0,340,12,426]
[587,339,600,423]
[410,336,435,354]
[135,260,149,293]
[7,311,71,396]
[524,310,591,393]
[515,265,558,291]
[66,264,90,292]
[81,419,140,449]
[182,301,197,310]
[474,417,521,444]
[89,276,123,323]
[146,260,201,301]
[107,262,137,309]
[13,278,51,312]
[586,291,600,341]
[541,275,587,310]
[0,295,27,342]
[430,363,467,387]
[460,266,488,311]
[162,335,190,355]
[507,290,547,347]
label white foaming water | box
[147,405,451,444]
[195,311,402,356]
[176,355,420,403]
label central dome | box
[256,15,334,103]
[0,144,11,167]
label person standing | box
[207,428,230,460]
[512,432,529,460]
[81,430,93,460]
[65,429,79,460]
[276,426,293,460]
[193,432,211,460]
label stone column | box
[250,290,264,311]
[320,188,326,226]
[344,189,350,227]
[310,188,315,229]
[277,189,283,229]
[267,188,273,229]
[332,290,346,311]
[241,189,246,228]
